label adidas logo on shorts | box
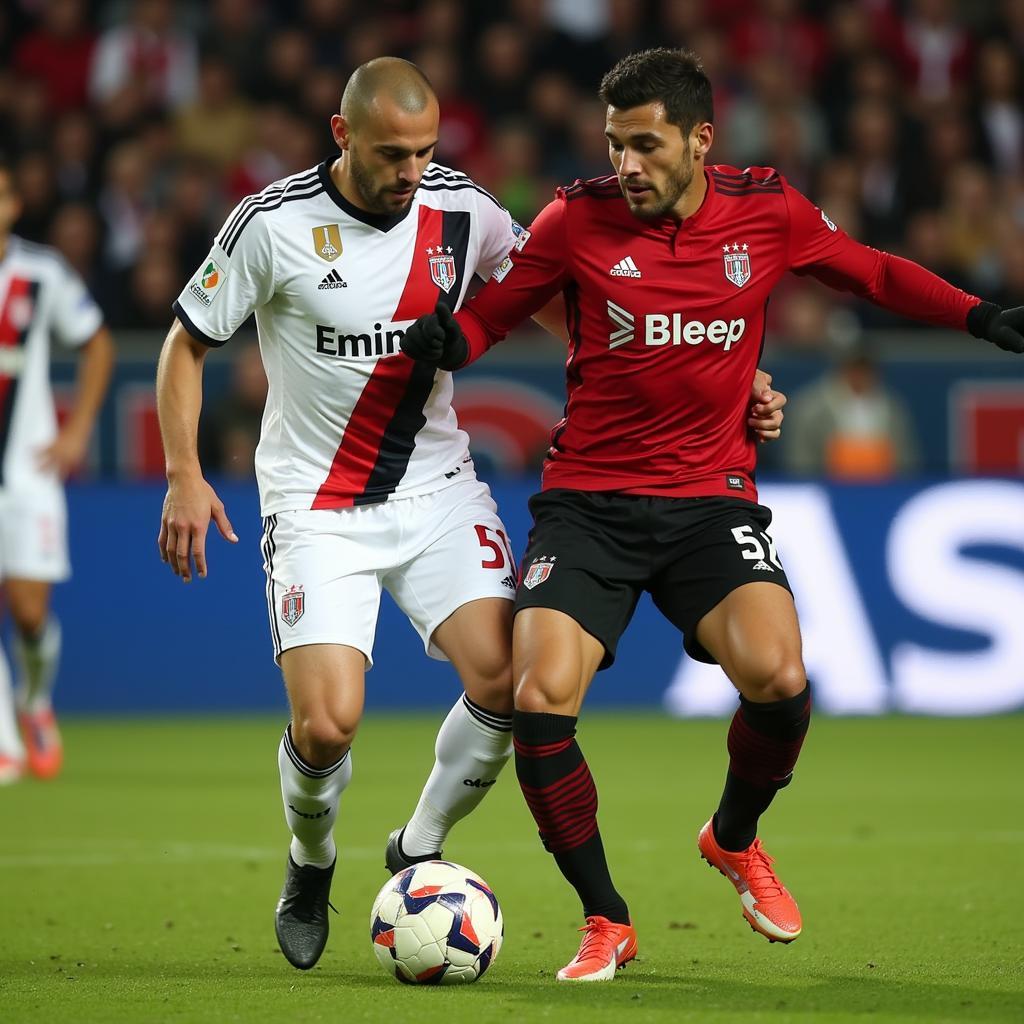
[318,269,348,290]
[500,575,516,590]
[752,560,774,572]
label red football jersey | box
[458,166,982,500]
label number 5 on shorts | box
[475,524,515,570]
[731,524,782,569]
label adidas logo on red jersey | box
[609,256,642,278]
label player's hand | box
[400,301,468,370]
[967,302,1024,354]
[36,425,89,478]
[748,369,787,443]
[158,471,238,583]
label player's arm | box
[156,206,272,580]
[402,197,571,368]
[785,183,1024,351]
[38,325,115,477]
[156,319,238,582]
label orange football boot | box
[0,752,24,785]
[556,915,638,982]
[18,706,63,780]
[698,818,801,942]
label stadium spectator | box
[12,0,95,115]
[784,343,920,480]
[197,342,267,479]
[174,56,256,171]
[88,0,198,128]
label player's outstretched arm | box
[748,368,787,443]
[966,302,1024,354]
[156,319,238,583]
[400,301,468,370]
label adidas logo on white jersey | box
[318,269,348,290]
[610,256,642,278]
[752,560,775,572]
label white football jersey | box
[0,236,103,491]
[174,159,518,516]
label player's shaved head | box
[340,57,435,129]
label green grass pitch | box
[2,712,1022,1023]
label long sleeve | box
[784,182,981,331]
[456,196,571,365]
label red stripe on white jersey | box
[0,276,32,408]
[392,205,444,321]
[311,356,416,509]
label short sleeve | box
[49,260,104,348]
[173,202,276,347]
[472,193,518,282]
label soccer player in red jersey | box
[400,48,1024,982]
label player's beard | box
[349,147,417,214]
[625,151,694,220]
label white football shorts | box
[0,483,70,583]
[261,477,517,666]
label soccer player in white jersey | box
[156,57,786,970]
[0,159,115,784]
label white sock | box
[278,725,352,869]
[14,617,61,712]
[401,695,513,857]
[0,645,25,759]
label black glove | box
[967,301,1024,354]
[399,301,469,370]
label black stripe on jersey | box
[713,169,781,185]
[563,176,620,201]
[354,361,437,507]
[549,281,582,456]
[438,209,471,311]
[262,515,283,657]
[421,166,503,207]
[218,169,320,250]
[416,180,503,209]
[221,180,326,256]
[172,300,228,348]
[714,188,784,197]
[0,280,41,486]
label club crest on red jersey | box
[723,243,751,288]
[427,246,457,293]
[281,585,305,626]
[523,557,555,590]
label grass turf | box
[1,713,1022,1023]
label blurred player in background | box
[0,158,115,784]
[400,48,1024,981]
[156,57,786,971]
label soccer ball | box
[369,860,503,984]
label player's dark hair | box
[598,48,713,134]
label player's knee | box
[739,656,806,702]
[461,654,513,715]
[513,667,576,715]
[291,714,357,767]
[11,602,48,638]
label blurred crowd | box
[4,0,1024,341]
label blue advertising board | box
[40,478,1024,716]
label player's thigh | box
[280,643,366,760]
[513,489,646,707]
[695,583,805,700]
[262,510,384,667]
[431,598,513,713]
[385,479,517,666]
[0,487,70,601]
[651,497,802,692]
[512,607,605,716]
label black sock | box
[714,685,811,852]
[513,710,629,923]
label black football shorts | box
[514,489,793,668]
